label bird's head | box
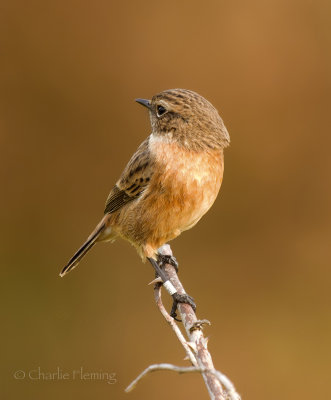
[136,88,230,151]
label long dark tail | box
[60,219,107,277]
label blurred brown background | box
[1,0,330,399]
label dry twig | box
[126,244,240,400]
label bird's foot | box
[157,253,179,273]
[171,292,196,321]
[148,256,195,321]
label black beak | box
[135,98,151,109]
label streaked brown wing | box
[104,138,153,214]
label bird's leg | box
[147,257,196,321]
[147,257,169,283]
[157,250,194,320]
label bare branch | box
[126,244,241,400]
[125,363,240,400]
[125,363,204,393]
[153,282,198,367]
[158,244,241,400]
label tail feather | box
[60,221,106,277]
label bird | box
[60,88,230,318]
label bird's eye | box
[156,105,167,117]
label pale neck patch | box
[148,132,174,147]
[148,132,183,163]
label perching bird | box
[60,88,230,317]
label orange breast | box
[142,140,224,251]
[110,139,224,259]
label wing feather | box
[104,137,153,214]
